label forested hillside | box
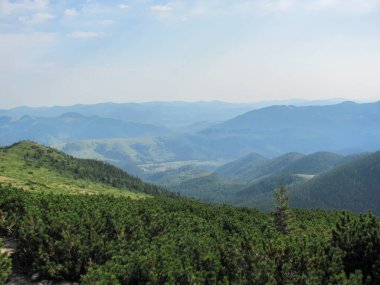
[234,152,347,209]
[169,173,243,203]
[282,152,343,174]
[1,141,380,284]
[159,150,380,214]
[291,151,380,213]
[215,152,304,183]
[214,152,269,183]
[232,151,380,214]
[0,141,172,197]
[1,185,380,284]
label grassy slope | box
[0,141,152,198]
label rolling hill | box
[234,152,350,209]
[54,137,229,176]
[169,173,244,203]
[0,141,172,197]
[153,149,380,215]
[231,151,380,214]
[146,165,207,186]
[281,152,343,174]
[291,151,380,214]
[214,152,269,182]
[215,152,304,183]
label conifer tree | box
[274,183,290,234]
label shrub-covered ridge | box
[1,185,380,284]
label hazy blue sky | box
[1,0,380,108]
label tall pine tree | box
[274,183,291,235]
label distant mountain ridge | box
[49,101,380,181]
[0,101,258,128]
[195,101,380,157]
[1,100,379,184]
[0,112,169,146]
[0,99,345,127]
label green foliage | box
[332,211,380,284]
[291,151,380,214]
[0,238,12,284]
[2,184,378,284]
[170,173,243,203]
[274,184,291,234]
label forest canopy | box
[1,185,380,284]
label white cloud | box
[258,0,380,14]
[64,8,78,17]
[0,32,56,47]
[18,12,54,24]
[344,0,380,13]
[98,19,113,25]
[233,2,254,13]
[190,3,207,15]
[150,5,173,12]
[81,2,114,15]
[278,0,297,10]
[260,0,297,12]
[0,0,49,16]
[69,31,105,39]
[310,0,339,9]
[119,4,129,9]
[308,0,380,13]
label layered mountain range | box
[1,100,379,213]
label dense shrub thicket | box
[1,185,380,284]
[0,238,12,284]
